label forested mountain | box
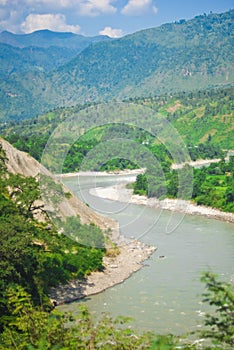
[0,30,110,75]
[0,43,79,74]
[0,10,233,121]
[0,29,109,49]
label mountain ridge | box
[0,29,110,48]
[0,9,233,121]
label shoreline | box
[50,168,155,306]
[50,169,233,305]
[57,168,145,178]
[90,184,234,224]
[49,237,156,305]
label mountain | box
[0,43,79,75]
[0,29,110,49]
[0,10,233,121]
[50,10,234,103]
[0,30,110,74]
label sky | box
[0,0,233,38]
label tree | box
[200,272,234,348]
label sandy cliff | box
[0,137,117,231]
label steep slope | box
[0,43,83,74]
[51,10,234,103]
[0,10,233,121]
[0,137,116,231]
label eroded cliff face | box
[0,137,118,233]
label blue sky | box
[0,0,233,37]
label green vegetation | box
[134,157,234,212]
[0,10,233,121]
[191,157,234,212]
[199,272,234,348]
[134,86,234,150]
[1,85,233,212]
[0,145,105,332]
[1,86,233,167]
[0,268,233,349]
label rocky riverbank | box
[49,237,156,305]
[90,184,234,224]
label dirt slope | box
[0,137,117,232]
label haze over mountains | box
[0,9,233,121]
[0,30,110,74]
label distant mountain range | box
[0,10,233,121]
[0,30,110,74]
[0,29,110,49]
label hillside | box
[0,10,233,121]
[52,10,234,104]
[0,43,83,74]
[2,86,233,164]
[0,30,110,74]
[0,137,111,334]
[0,137,116,230]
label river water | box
[59,174,234,335]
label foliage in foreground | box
[0,286,155,349]
[199,272,234,348]
[0,272,233,349]
[0,144,105,331]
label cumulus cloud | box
[0,1,117,16]
[99,26,124,38]
[79,0,117,16]
[122,0,158,16]
[0,1,117,33]
[23,0,117,16]
[0,8,22,33]
[21,13,81,33]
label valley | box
[0,7,233,349]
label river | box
[59,174,234,335]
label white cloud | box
[122,0,158,16]
[99,26,123,38]
[24,0,77,8]
[24,0,117,16]
[0,0,8,5]
[21,13,81,33]
[79,0,117,16]
[0,9,22,33]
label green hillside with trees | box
[0,144,105,331]
[1,86,233,213]
[1,86,233,166]
[0,10,233,121]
